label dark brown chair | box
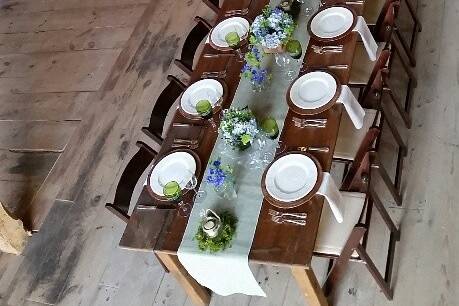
[202,0,220,14]
[174,16,212,76]
[314,149,401,300]
[141,75,187,145]
[105,141,158,223]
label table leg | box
[155,252,211,306]
[291,266,328,306]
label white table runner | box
[177,1,317,297]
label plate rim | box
[307,5,357,42]
[209,16,251,51]
[286,69,341,115]
[179,79,228,120]
[146,149,202,201]
[261,151,324,209]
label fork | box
[271,215,307,226]
[201,71,227,78]
[292,118,327,128]
[311,45,344,55]
[269,209,307,219]
[224,7,249,16]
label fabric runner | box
[177,0,316,296]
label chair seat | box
[363,0,386,25]
[314,192,366,256]
[334,108,377,160]
[349,42,386,86]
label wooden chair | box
[202,0,220,14]
[105,141,158,223]
[141,75,187,145]
[314,150,401,300]
[174,16,212,77]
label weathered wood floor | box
[0,0,456,305]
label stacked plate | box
[210,17,250,50]
[148,151,197,197]
[180,79,224,118]
[262,152,322,207]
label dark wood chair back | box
[142,75,186,145]
[105,141,157,223]
[174,17,212,76]
[202,0,220,14]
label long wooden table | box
[120,0,362,305]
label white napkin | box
[317,172,344,223]
[337,85,365,129]
[352,16,378,61]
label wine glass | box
[225,29,244,60]
[296,0,313,16]
[285,39,303,80]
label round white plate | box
[290,71,337,110]
[210,17,250,48]
[265,154,318,202]
[180,79,224,116]
[149,151,197,196]
[310,7,354,39]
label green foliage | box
[194,211,238,253]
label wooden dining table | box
[119,0,364,305]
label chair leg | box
[324,227,367,296]
[394,27,416,67]
[355,244,394,300]
[105,203,129,223]
[383,86,412,129]
[370,186,400,237]
[390,38,418,88]
[202,0,220,14]
[369,152,403,206]
[404,0,422,32]
[174,59,193,77]
[141,127,164,146]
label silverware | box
[203,53,235,58]
[292,117,327,124]
[269,209,308,219]
[296,146,330,153]
[173,138,198,145]
[171,143,199,149]
[311,44,344,55]
[271,215,306,226]
[201,71,227,78]
[327,64,349,70]
[224,7,249,16]
[292,117,327,128]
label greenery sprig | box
[194,211,238,253]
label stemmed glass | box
[195,89,221,130]
[285,39,303,80]
[296,0,313,16]
[225,29,245,60]
[160,170,203,217]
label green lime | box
[261,117,279,139]
[225,31,240,48]
[196,99,212,118]
[163,181,182,201]
[286,40,302,60]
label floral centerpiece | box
[220,106,259,150]
[250,6,296,53]
[194,210,237,253]
[206,158,237,199]
[241,46,272,92]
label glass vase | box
[214,177,237,200]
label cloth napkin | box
[337,85,365,129]
[353,16,378,61]
[317,172,345,223]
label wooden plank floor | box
[1,0,456,305]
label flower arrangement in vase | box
[206,159,237,199]
[219,106,259,151]
[241,45,272,92]
[249,6,296,53]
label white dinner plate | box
[149,151,197,196]
[290,71,337,110]
[210,17,250,48]
[180,79,224,116]
[265,154,318,202]
[310,7,354,39]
